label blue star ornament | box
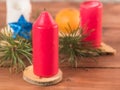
[9,15,32,40]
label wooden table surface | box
[0,2,120,90]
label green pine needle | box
[0,27,32,72]
[59,25,102,68]
[0,25,103,71]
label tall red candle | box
[80,0,103,47]
[32,11,58,77]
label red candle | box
[80,0,103,47]
[32,11,58,77]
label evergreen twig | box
[0,27,32,72]
[59,25,102,67]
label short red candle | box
[80,0,103,47]
[32,11,58,77]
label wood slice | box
[99,43,116,55]
[23,65,62,86]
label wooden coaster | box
[99,43,116,55]
[23,65,63,86]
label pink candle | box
[80,0,103,47]
[32,11,58,77]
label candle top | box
[33,11,57,28]
[80,1,101,8]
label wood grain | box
[23,65,62,86]
[0,2,120,90]
[1,68,120,90]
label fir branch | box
[0,27,32,72]
[59,25,102,68]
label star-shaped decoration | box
[9,15,32,40]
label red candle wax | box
[32,11,58,77]
[80,1,103,47]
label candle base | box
[99,42,116,55]
[23,65,63,86]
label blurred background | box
[0,0,120,2]
[0,0,120,29]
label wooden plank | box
[60,29,120,68]
[0,2,6,28]
[103,3,120,28]
[0,2,120,90]
[1,2,120,29]
[0,2,120,67]
[1,67,120,90]
[31,2,120,29]
[31,3,120,68]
